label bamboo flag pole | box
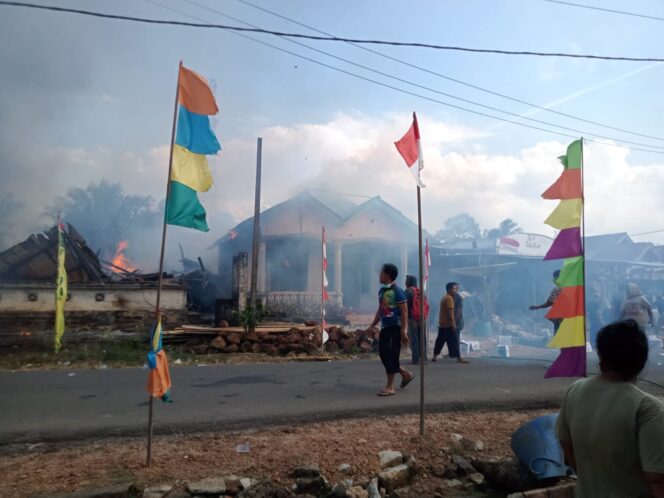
[147,60,182,467]
[416,186,426,436]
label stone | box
[224,476,243,495]
[474,440,485,451]
[377,464,414,492]
[338,463,352,475]
[210,336,227,350]
[469,472,485,486]
[187,477,227,495]
[379,450,404,469]
[227,333,241,345]
[367,478,381,498]
[224,344,240,354]
[357,438,368,445]
[443,464,459,479]
[403,455,417,469]
[346,486,369,498]
[325,341,339,353]
[293,463,321,478]
[451,455,477,476]
[359,341,373,353]
[237,479,293,498]
[240,478,258,491]
[251,343,262,353]
[341,338,355,353]
[444,479,463,488]
[142,484,172,498]
[240,341,252,353]
[261,344,278,356]
[471,458,541,492]
[218,320,230,328]
[329,482,348,498]
[449,433,464,444]
[294,476,329,496]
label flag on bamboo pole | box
[165,64,221,232]
[541,139,586,378]
[147,318,172,402]
[54,219,67,353]
[395,112,425,188]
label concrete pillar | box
[334,242,343,294]
[400,245,408,281]
[258,242,267,293]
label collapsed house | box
[0,224,187,336]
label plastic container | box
[511,413,569,479]
[497,345,510,358]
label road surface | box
[1,357,663,445]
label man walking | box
[530,269,562,334]
[369,263,415,396]
[433,282,468,363]
[405,275,428,364]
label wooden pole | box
[580,138,588,370]
[416,186,426,436]
[321,226,325,354]
[147,60,182,467]
[249,137,263,329]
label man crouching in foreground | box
[369,263,415,396]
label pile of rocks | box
[199,326,378,357]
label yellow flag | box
[544,199,582,230]
[54,222,67,353]
[547,316,585,349]
[171,144,213,193]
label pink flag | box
[545,346,586,378]
[395,112,425,188]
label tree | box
[48,180,160,259]
[485,218,522,238]
[435,213,481,242]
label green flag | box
[556,256,584,287]
[558,139,583,170]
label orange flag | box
[542,169,582,200]
[179,65,219,115]
[547,286,585,319]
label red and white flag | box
[395,112,425,188]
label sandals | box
[400,374,415,389]
[377,390,395,397]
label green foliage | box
[435,213,482,242]
[238,304,263,333]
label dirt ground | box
[0,409,553,497]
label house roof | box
[217,190,423,246]
[0,224,106,283]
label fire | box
[111,240,137,273]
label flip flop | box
[377,390,395,397]
[400,375,415,389]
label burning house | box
[215,190,426,319]
[0,224,186,337]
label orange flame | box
[111,240,137,273]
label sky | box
[1,0,664,269]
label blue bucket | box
[511,413,569,479]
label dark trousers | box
[434,326,460,358]
[379,325,402,374]
[408,319,427,363]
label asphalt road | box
[2,357,663,445]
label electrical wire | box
[234,0,664,144]
[139,0,664,155]
[3,1,664,62]
[176,0,664,152]
[541,0,664,23]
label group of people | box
[368,263,468,397]
[531,270,663,343]
[369,263,664,495]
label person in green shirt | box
[557,319,664,498]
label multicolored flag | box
[147,319,172,403]
[395,112,425,188]
[54,218,67,353]
[165,64,221,232]
[542,139,586,378]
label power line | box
[142,0,664,155]
[234,0,664,144]
[182,0,664,151]
[3,1,664,62]
[541,0,664,23]
[630,228,664,237]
